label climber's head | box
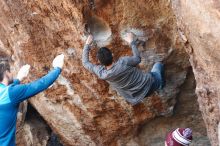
[0,58,13,85]
[97,47,113,66]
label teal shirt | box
[0,68,61,146]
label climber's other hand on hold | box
[52,54,65,69]
[124,32,135,44]
[86,35,94,45]
[17,64,31,81]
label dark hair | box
[0,58,10,81]
[97,47,113,66]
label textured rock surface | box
[16,105,63,146]
[172,1,220,145]
[0,0,215,145]
[137,69,211,146]
[16,105,51,146]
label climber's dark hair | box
[97,47,113,66]
[0,58,10,82]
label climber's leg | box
[150,62,165,90]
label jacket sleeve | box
[82,44,104,77]
[12,79,20,85]
[8,67,61,104]
[121,41,141,66]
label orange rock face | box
[0,0,216,145]
[172,1,220,146]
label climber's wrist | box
[130,40,137,46]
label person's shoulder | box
[117,57,125,62]
[118,56,129,64]
[8,84,26,93]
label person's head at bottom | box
[97,47,113,67]
[165,128,193,146]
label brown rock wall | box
[0,0,215,145]
[172,1,220,145]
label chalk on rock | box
[67,48,76,57]
[83,15,112,47]
[120,28,148,44]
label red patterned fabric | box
[165,128,192,146]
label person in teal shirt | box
[0,54,64,146]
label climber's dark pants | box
[146,62,164,96]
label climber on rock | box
[165,128,193,146]
[0,54,64,146]
[82,32,165,105]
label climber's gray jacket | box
[82,41,154,105]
